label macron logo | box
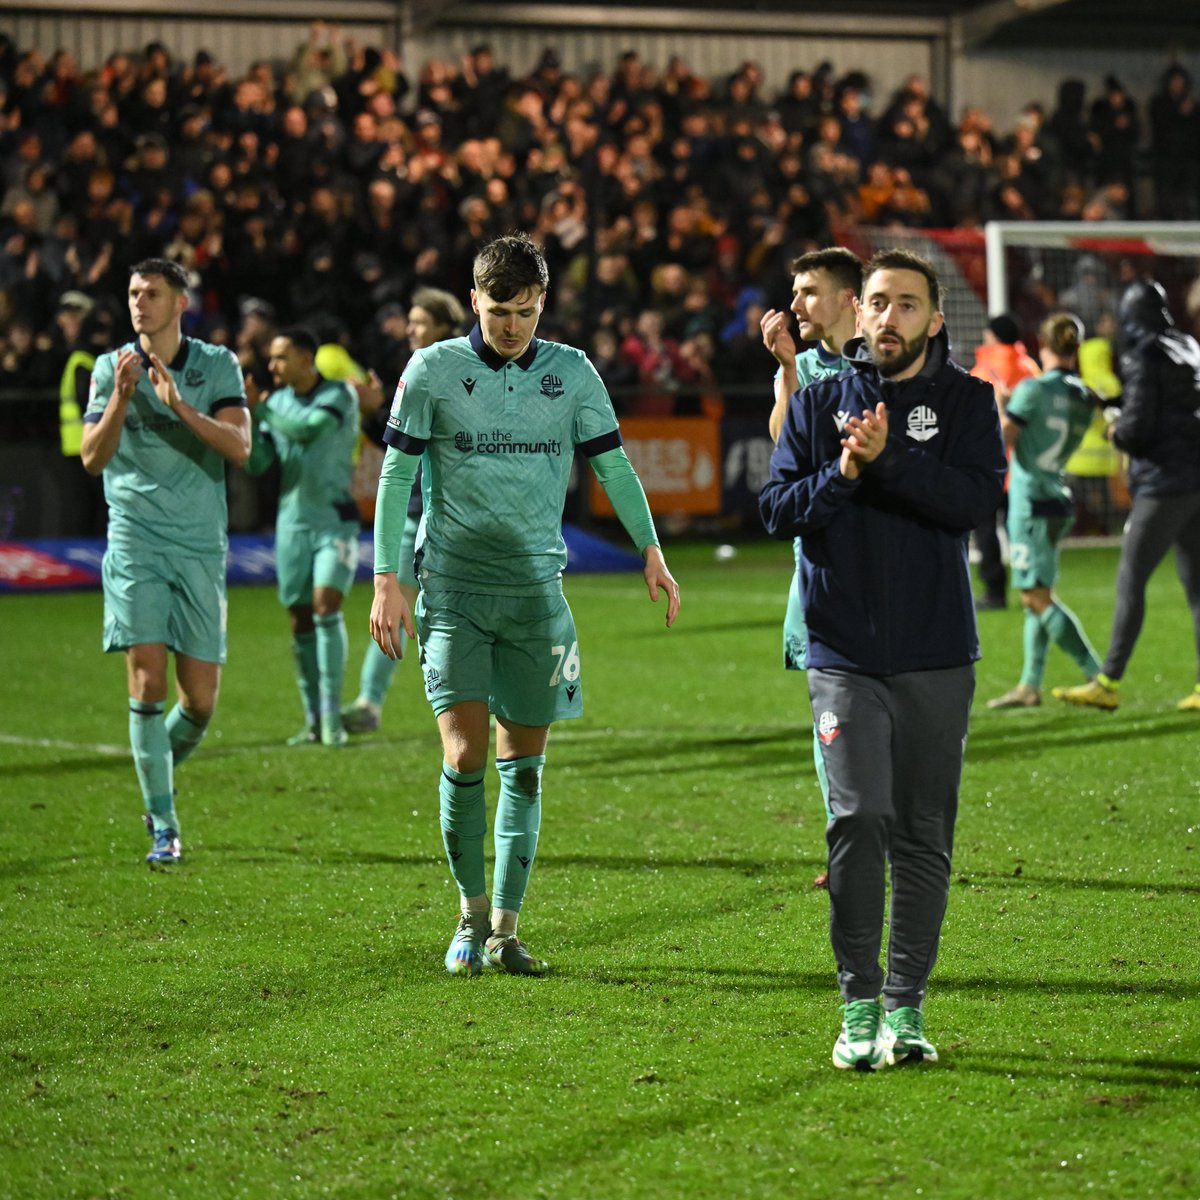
[462,378,477,395]
[834,410,851,433]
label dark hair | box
[789,247,863,295]
[410,286,466,333]
[472,234,549,302]
[1040,311,1083,358]
[130,257,189,293]
[278,325,318,356]
[862,248,944,310]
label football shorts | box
[414,588,583,724]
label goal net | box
[985,221,1200,535]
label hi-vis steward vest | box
[59,349,95,457]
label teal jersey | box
[1006,368,1094,506]
[793,343,849,390]
[383,327,621,595]
[259,376,359,530]
[87,338,246,555]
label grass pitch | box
[2,540,1198,1199]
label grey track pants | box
[1102,490,1200,682]
[808,665,975,1009]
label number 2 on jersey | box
[549,642,580,687]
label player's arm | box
[370,443,421,657]
[760,385,861,538]
[146,351,251,467]
[760,310,799,444]
[588,445,680,627]
[81,348,142,475]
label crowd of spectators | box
[2,24,1200,423]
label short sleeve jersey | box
[261,377,359,531]
[86,338,246,555]
[383,326,621,595]
[1006,368,1094,506]
[791,343,850,391]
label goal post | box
[984,220,1200,326]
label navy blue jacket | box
[759,327,1006,675]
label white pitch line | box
[0,734,130,757]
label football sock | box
[439,762,487,900]
[491,907,519,937]
[492,755,544,913]
[358,638,401,708]
[1021,608,1050,688]
[166,703,208,767]
[291,631,320,730]
[1097,672,1120,690]
[1040,601,1102,678]
[314,612,348,722]
[129,699,177,832]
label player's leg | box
[988,516,1044,708]
[287,605,321,743]
[125,643,178,862]
[884,664,974,1065]
[278,529,321,743]
[419,589,495,975]
[437,701,493,975]
[164,553,228,767]
[311,527,358,747]
[808,667,891,1070]
[345,514,419,732]
[485,591,583,975]
[1171,498,1200,709]
[1030,517,1102,681]
[103,550,180,863]
[788,539,829,887]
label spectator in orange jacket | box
[969,313,1040,609]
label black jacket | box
[1115,280,1200,497]
[759,326,1006,675]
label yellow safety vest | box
[59,349,95,457]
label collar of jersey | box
[135,336,191,372]
[470,324,540,372]
[815,342,845,368]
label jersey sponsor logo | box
[185,368,204,388]
[386,381,405,431]
[540,374,564,398]
[906,405,939,442]
[834,410,852,433]
[817,710,840,745]
[455,429,562,456]
[461,377,477,395]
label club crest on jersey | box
[425,667,442,696]
[540,373,564,398]
[906,405,939,442]
[185,368,203,387]
[817,710,840,745]
[453,431,474,452]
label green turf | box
[2,540,1198,1199]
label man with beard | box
[760,249,1006,1071]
